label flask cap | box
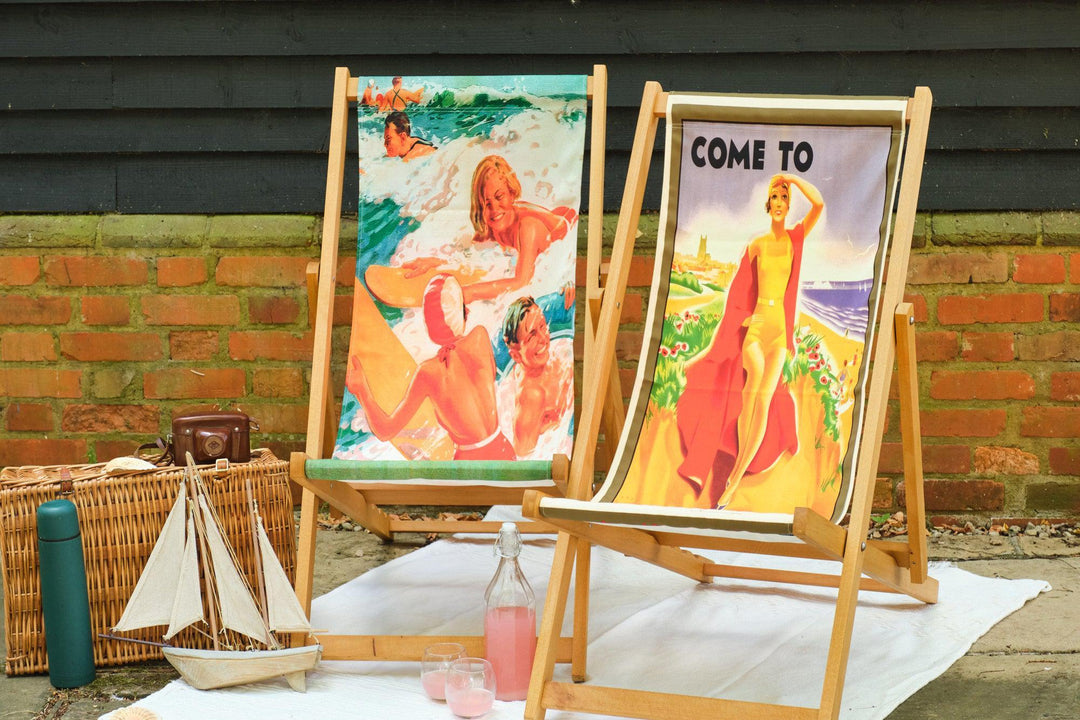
[494,521,522,558]
[37,499,81,542]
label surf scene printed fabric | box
[599,95,906,524]
[333,76,585,464]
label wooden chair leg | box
[570,540,591,682]
[526,533,578,720]
[294,487,320,615]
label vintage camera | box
[171,411,257,464]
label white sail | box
[257,519,312,633]
[199,496,271,645]
[164,515,204,640]
[113,484,188,632]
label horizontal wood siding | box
[1,0,1078,212]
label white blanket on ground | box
[106,507,1048,720]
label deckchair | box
[290,66,617,667]
[523,82,935,719]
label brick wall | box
[1,212,1078,523]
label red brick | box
[1049,293,1080,322]
[0,438,88,467]
[253,369,305,398]
[0,256,40,285]
[5,403,54,432]
[1049,447,1080,475]
[960,332,1014,362]
[1050,372,1080,402]
[60,332,163,361]
[878,443,971,475]
[1071,253,1080,283]
[141,295,240,326]
[333,294,352,326]
[0,368,81,398]
[336,257,356,287]
[44,256,147,287]
[973,446,1039,475]
[1013,253,1066,284]
[899,479,1004,512]
[80,295,130,325]
[94,440,141,462]
[937,293,1044,324]
[62,404,160,433]
[0,295,71,325]
[929,370,1035,400]
[245,403,308,434]
[215,257,310,287]
[920,409,1006,437]
[1020,407,1080,438]
[914,331,957,362]
[626,256,655,288]
[229,331,313,361]
[1025,484,1080,515]
[902,293,928,323]
[144,368,246,399]
[1,332,57,361]
[157,257,208,287]
[1016,331,1080,362]
[170,330,219,360]
[249,296,301,324]
[873,478,894,510]
[907,252,1008,284]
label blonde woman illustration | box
[676,174,824,508]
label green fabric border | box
[306,459,553,482]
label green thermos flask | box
[36,498,96,688]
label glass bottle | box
[483,522,536,701]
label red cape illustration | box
[675,222,805,506]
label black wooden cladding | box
[1,1,1078,213]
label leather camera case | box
[171,411,256,464]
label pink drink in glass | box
[421,669,447,700]
[446,686,495,718]
[484,605,536,701]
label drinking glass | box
[445,657,496,718]
[420,642,466,701]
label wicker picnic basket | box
[0,448,297,676]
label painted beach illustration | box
[333,76,585,464]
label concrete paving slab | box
[885,653,1080,720]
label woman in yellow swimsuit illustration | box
[677,174,823,508]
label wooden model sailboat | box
[113,455,321,691]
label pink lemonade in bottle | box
[484,605,536,701]
[484,522,537,702]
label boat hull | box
[163,644,322,692]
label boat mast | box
[186,461,221,651]
[245,477,271,633]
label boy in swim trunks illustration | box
[346,274,514,460]
[502,296,574,456]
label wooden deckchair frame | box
[291,66,615,670]
[523,82,936,720]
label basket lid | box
[36,499,81,541]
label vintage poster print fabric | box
[595,94,907,530]
[333,76,585,468]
